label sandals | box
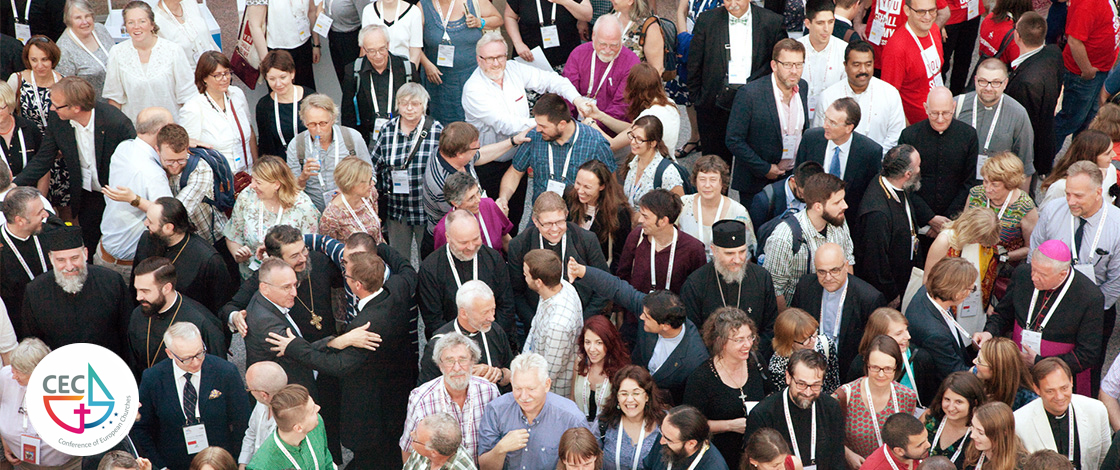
[676,140,701,159]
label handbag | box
[900,266,925,313]
[231,9,261,89]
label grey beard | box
[450,247,475,263]
[445,373,470,391]
[714,261,746,284]
[296,260,313,281]
[54,266,88,294]
[905,173,922,192]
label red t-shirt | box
[881,24,944,125]
[867,0,949,68]
[978,13,1019,63]
[946,0,983,25]
[861,445,918,470]
[1062,0,1120,74]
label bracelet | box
[480,18,486,29]
[312,44,321,48]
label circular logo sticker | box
[25,344,139,456]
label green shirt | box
[247,415,334,470]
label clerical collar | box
[1047,408,1070,420]
[456,318,480,336]
[156,292,181,316]
[356,288,385,311]
[2,224,30,242]
[882,177,903,193]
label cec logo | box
[25,344,139,456]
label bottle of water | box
[310,135,322,173]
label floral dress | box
[14,73,70,206]
[965,185,1036,298]
[924,415,972,468]
[617,12,650,62]
[666,0,725,105]
[318,187,383,244]
[840,377,919,458]
[223,188,321,279]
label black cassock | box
[680,263,779,357]
[1,226,49,335]
[132,231,234,318]
[127,293,227,378]
[22,265,133,362]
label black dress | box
[683,357,770,467]
[255,87,315,157]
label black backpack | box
[652,157,696,194]
[755,211,805,266]
[640,16,678,81]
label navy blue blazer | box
[131,355,251,470]
[726,75,810,198]
[244,291,318,395]
[905,286,973,390]
[794,128,883,214]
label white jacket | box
[1014,394,1111,470]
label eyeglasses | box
[976,78,1005,88]
[795,334,818,347]
[815,266,845,278]
[50,102,70,111]
[727,334,757,346]
[536,219,566,229]
[364,46,389,56]
[792,379,823,392]
[441,357,473,367]
[399,99,425,109]
[627,131,648,143]
[169,345,208,364]
[478,54,506,64]
[163,157,189,166]
[868,365,897,376]
[305,121,333,129]
[927,110,953,119]
[209,71,232,80]
[906,5,939,16]
[263,280,301,292]
[775,60,805,70]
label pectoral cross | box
[310,313,323,330]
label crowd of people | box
[7,0,1120,468]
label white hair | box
[476,30,507,55]
[1033,247,1072,271]
[164,322,202,351]
[358,24,390,47]
[510,352,549,383]
[431,332,481,365]
[395,82,430,110]
[455,280,494,310]
[592,13,621,35]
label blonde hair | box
[0,82,15,110]
[253,155,301,208]
[980,152,1026,190]
[11,337,51,376]
[299,93,339,122]
[333,156,373,195]
[772,308,818,357]
[947,207,1001,250]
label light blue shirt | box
[649,324,687,374]
[820,277,847,343]
[784,178,806,214]
[477,392,591,469]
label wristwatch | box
[130,195,141,207]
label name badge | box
[183,423,209,455]
[975,153,989,180]
[781,135,800,166]
[14,23,31,44]
[372,117,389,140]
[745,401,759,413]
[297,27,311,43]
[807,94,820,117]
[322,190,338,205]
[21,434,40,465]
[960,287,982,317]
[1020,329,1042,355]
[804,466,817,470]
[728,59,748,85]
[546,179,567,196]
[312,12,334,36]
[967,0,980,19]
[867,18,886,44]
[392,170,411,194]
[1075,264,1098,284]
[541,25,560,48]
[437,44,455,67]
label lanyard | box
[782,389,816,464]
[587,54,616,98]
[159,0,195,38]
[547,126,580,182]
[1026,270,1075,331]
[0,126,28,168]
[368,64,394,117]
[862,378,899,447]
[901,349,918,405]
[1,227,45,280]
[310,129,343,188]
[67,28,107,69]
[538,233,567,270]
[534,0,557,26]
[883,445,907,470]
[927,293,971,347]
[207,92,249,169]
[975,454,986,470]
[820,281,847,340]
[274,432,320,470]
[615,420,647,470]
[879,177,915,259]
[28,73,50,125]
[453,320,492,366]
[1063,404,1076,463]
[446,247,478,288]
[478,211,492,248]
[647,228,678,291]
[667,442,709,470]
[273,90,299,147]
[390,117,426,169]
[971,95,1004,153]
[932,419,970,463]
[986,189,1015,221]
[906,23,937,74]
[694,194,725,242]
[341,196,376,232]
[9,0,29,23]
[433,0,456,42]
[617,12,633,36]
[258,204,284,240]
[1069,208,1107,264]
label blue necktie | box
[183,372,199,425]
[829,147,842,177]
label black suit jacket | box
[131,355,251,470]
[1005,45,1063,175]
[244,291,318,394]
[789,272,887,377]
[854,178,919,302]
[905,286,973,389]
[507,222,609,323]
[14,102,135,206]
[794,128,883,213]
[341,55,410,143]
[726,75,810,196]
[686,5,786,110]
[632,319,710,405]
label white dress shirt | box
[649,324,687,373]
[814,77,906,154]
[772,74,804,136]
[797,34,847,115]
[100,139,173,259]
[239,401,277,464]
[728,8,753,85]
[171,360,202,420]
[463,61,582,162]
[179,88,254,174]
[71,109,99,192]
[824,134,853,177]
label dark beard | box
[140,293,168,316]
[149,230,170,253]
[822,211,845,227]
[661,444,692,467]
[296,260,313,281]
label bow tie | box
[729,15,749,25]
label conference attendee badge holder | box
[392,170,410,193]
[14,23,30,44]
[781,135,800,168]
[547,179,567,196]
[313,12,333,36]
[437,44,455,67]
[867,18,885,45]
[808,94,820,117]
[373,118,390,140]
[1023,269,1074,353]
[298,27,311,43]
[183,423,209,454]
[967,0,980,19]
[728,59,748,85]
[20,434,39,465]
[541,26,560,48]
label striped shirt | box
[523,280,583,397]
[423,152,480,234]
[403,446,478,470]
[762,210,855,300]
[400,376,501,459]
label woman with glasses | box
[432,171,512,253]
[616,115,685,213]
[583,63,679,153]
[834,334,919,467]
[0,338,81,468]
[683,307,768,466]
[847,309,937,404]
[224,156,320,279]
[571,315,629,423]
[7,36,64,204]
[55,0,115,100]
[286,94,373,212]
[677,155,755,259]
[922,207,1002,334]
[905,258,979,401]
[767,308,840,394]
[180,51,257,177]
[971,337,1036,410]
[596,365,666,470]
[103,1,195,122]
[319,156,383,244]
[920,372,986,469]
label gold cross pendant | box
[310,313,323,330]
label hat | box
[39,220,83,252]
[712,220,747,248]
[1038,239,1072,263]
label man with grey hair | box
[133,322,252,470]
[561,14,640,124]
[342,24,410,143]
[1,186,51,331]
[97,107,176,280]
[404,413,476,470]
[419,279,513,386]
[953,59,1036,180]
[239,361,288,466]
[976,240,1105,396]
[477,352,589,470]
[0,160,53,220]
[402,332,501,463]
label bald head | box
[446,209,483,261]
[246,361,288,397]
[814,242,849,292]
[925,86,955,132]
[926,86,953,106]
[135,107,175,136]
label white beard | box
[714,260,746,284]
[53,265,88,294]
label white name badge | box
[297,28,311,43]
[745,401,759,413]
[867,19,886,45]
[546,179,567,196]
[967,0,980,19]
[1020,329,1042,355]
[728,59,748,85]
[437,44,455,67]
[541,25,560,48]
[392,170,411,194]
[804,466,817,470]
[21,434,40,465]
[183,424,209,454]
[14,23,31,44]
[781,135,800,163]
[1075,264,1098,284]
[312,12,334,36]
[976,153,989,180]
[372,117,389,140]
[808,94,820,117]
[912,406,927,418]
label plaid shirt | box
[168,162,227,243]
[512,122,615,202]
[372,116,444,227]
[400,376,501,459]
[523,280,583,397]
[761,210,855,299]
[403,446,477,470]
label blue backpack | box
[178,147,237,214]
[652,157,696,194]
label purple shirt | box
[562,42,640,122]
[433,197,514,254]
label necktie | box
[829,147,842,177]
[183,372,199,425]
[1074,217,1087,260]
